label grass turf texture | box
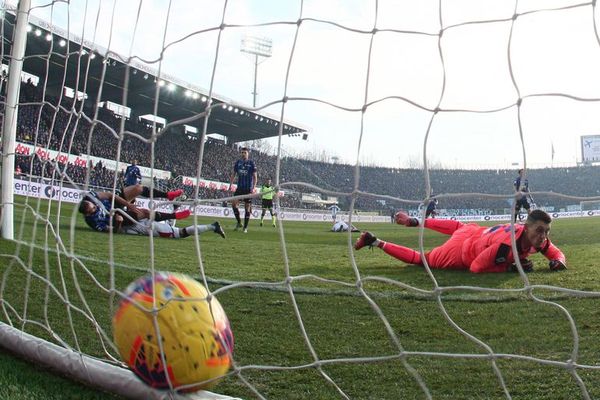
[0,196,599,399]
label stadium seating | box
[10,82,600,214]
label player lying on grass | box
[331,220,360,233]
[78,188,226,239]
[78,184,185,231]
[354,209,566,273]
[117,215,226,239]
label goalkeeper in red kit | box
[354,209,566,273]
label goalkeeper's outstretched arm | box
[540,240,567,270]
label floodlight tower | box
[240,35,272,107]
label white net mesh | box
[2,1,600,399]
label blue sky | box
[21,0,600,169]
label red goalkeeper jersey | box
[422,219,565,273]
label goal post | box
[579,199,600,215]
[0,1,240,397]
[0,321,239,400]
[0,0,29,240]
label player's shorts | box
[234,187,252,204]
[262,199,273,209]
[116,208,142,227]
[111,189,126,210]
[516,197,531,210]
[123,219,176,238]
[122,219,150,235]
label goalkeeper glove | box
[508,258,534,273]
[548,260,567,271]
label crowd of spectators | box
[7,80,600,215]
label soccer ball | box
[112,272,234,391]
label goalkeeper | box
[354,209,566,273]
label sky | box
[18,0,600,169]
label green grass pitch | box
[0,198,599,399]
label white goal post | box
[0,0,29,241]
[0,1,239,398]
[0,322,236,400]
[579,200,600,215]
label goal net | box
[1,1,600,399]
[580,199,600,213]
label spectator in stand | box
[14,80,600,214]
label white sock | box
[184,224,212,236]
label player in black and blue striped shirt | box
[229,147,257,233]
[78,190,225,239]
[78,185,186,232]
[514,169,532,222]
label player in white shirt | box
[331,220,359,232]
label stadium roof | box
[1,8,308,143]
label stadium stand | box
[9,81,600,216]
